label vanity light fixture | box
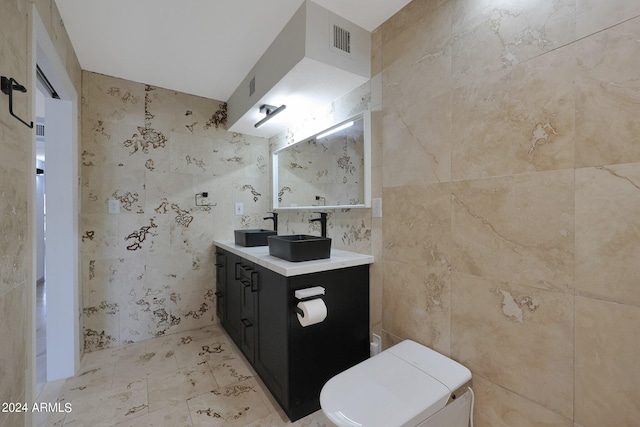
[254,104,286,128]
[316,120,354,139]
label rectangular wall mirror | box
[272,111,371,210]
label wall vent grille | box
[249,76,256,97]
[36,117,45,143]
[332,24,351,54]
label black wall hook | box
[1,76,34,129]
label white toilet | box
[320,340,473,427]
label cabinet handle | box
[214,291,224,297]
[241,318,253,328]
[235,263,243,279]
[240,279,250,288]
[251,271,259,292]
[235,263,253,280]
[215,263,224,267]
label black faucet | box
[309,212,328,238]
[263,212,278,233]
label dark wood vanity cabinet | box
[215,246,370,421]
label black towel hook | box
[1,76,34,129]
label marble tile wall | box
[81,71,270,352]
[1,0,81,426]
[0,4,31,424]
[377,0,640,425]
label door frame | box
[28,2,80,403]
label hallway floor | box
[36,280,47,394]
[37,323,333,427]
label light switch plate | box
[234,202,244,216]
[108,199,120,214]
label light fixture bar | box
[316,121,354,139]
[254,104,286,128]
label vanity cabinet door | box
[220,250,258,362]
[214,249,226,323]
[223,252,243,347]
[237,262,258,363]
[254,265,289,406]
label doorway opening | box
[34,86,46,393]
[32,4,80,400]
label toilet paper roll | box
[296,298,327,327]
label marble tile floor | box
[35,323,335,427]
[36,280,47,396]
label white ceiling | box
[55,0,411,102]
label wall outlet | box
[372,198,382,218]
[234,202,244,216]
[108,199,120,214]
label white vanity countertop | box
[214,240,374,277]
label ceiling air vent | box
[332,24,351,55]
[249,76,255,97]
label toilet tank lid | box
[387,340,471,391]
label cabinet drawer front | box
[235,262,259,291]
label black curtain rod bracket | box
[36,65,60,99]
[1,76,34,129]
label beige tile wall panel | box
[451,273,574,418]
[382,91,452,187]
[383,260,451,355]
[575,297,640,426]
[576,0,640,39]
[451,170,574,292]
[471,375,573,427]
[575,17,640,168]
[451,0,576,89]
[575,163,640,307]
[383,182,451,268]
[451,47,576,181]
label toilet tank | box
[388,341,472,426]
[387,340,471,393]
